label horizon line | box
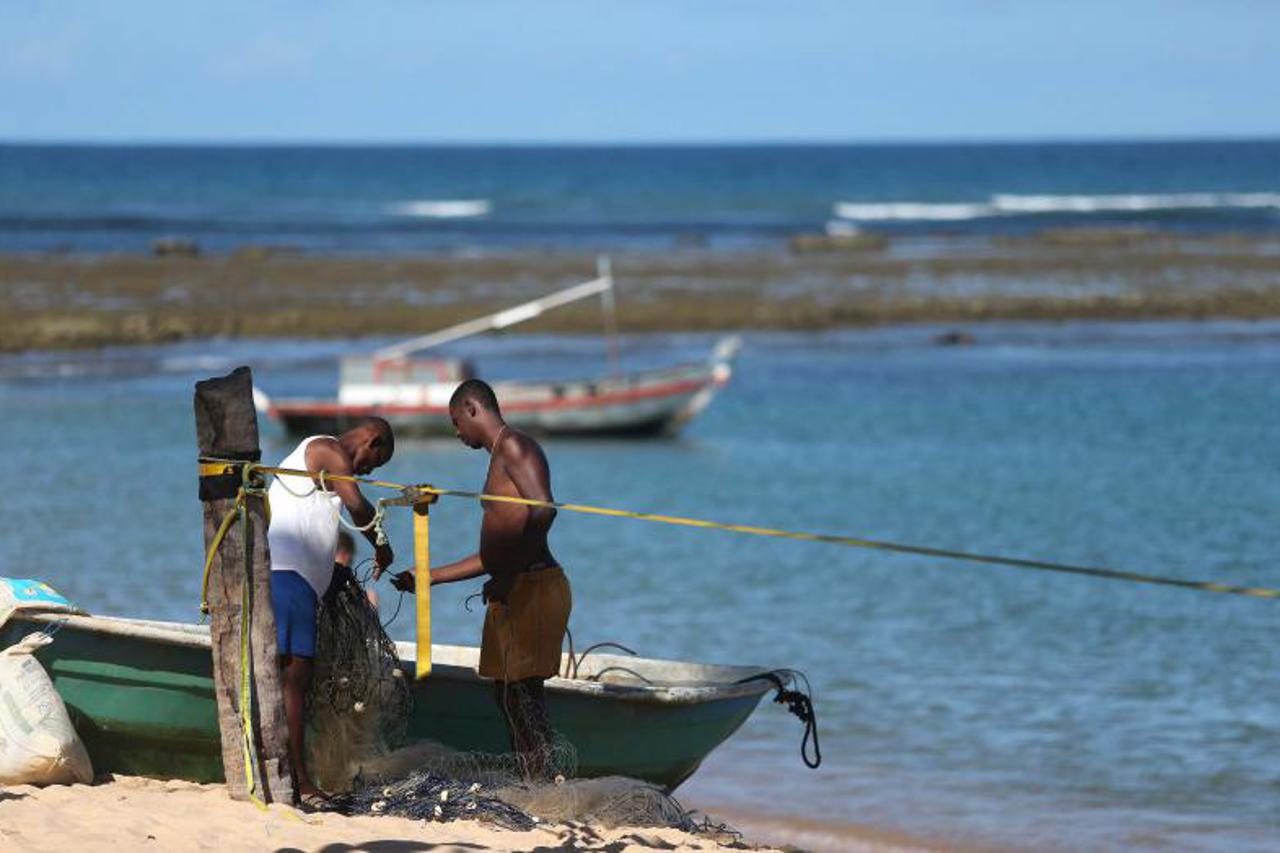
[2,133,1279,149]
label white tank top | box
[267,436,342,597]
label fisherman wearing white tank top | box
[265,419,396,809]
[269,436,344,596]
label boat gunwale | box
[13,612,774,706]
[269,366,725,416]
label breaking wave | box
[833,202,990,222]
[833,192,1280,223]
[389,199,493,219]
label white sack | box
[0,632,93,786]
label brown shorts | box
[479,566,572,681]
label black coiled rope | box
[736,668,821,769]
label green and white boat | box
[0,607,773,790]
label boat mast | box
[598,255,622,378]
[373,269,613,360]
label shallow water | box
[1,321,1278,851]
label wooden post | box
[194,366,295,804]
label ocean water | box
[1,322,1277,850]
[1,141,1278,253]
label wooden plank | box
[194,366,295,803]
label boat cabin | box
[337,355,475,407]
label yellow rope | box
[198,458,1280,602]
[238,502,267,812]
[199,498,241,616]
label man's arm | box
[307,439,395,576]
[499,434,557,535]
[391,553,485,593]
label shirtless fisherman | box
[268,419,396,806]
[394,379,570,779]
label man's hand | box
[372,542,395,580]
[482,574,515,605]
[325,563,358,607]
[391,571,415,594]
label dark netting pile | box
[331,770,538,830]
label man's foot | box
[297,785,333,813]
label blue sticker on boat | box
[3,579,73,608]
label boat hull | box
[274,398,699,440]
[261,338,740,440]
[1,613,768,790]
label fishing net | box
[306,570,741,835]
[306,565,412,791]
[334,770,707,833]
[334,759,713,833]
[333,769,538,831]
[331,687,711,832]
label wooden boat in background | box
[1,609,772,790]
[254,258,742,438]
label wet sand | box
[704,805,982,853]
[0,776,940,852]
[3,234,1279,351]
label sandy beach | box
[3,234,1279,352]
[0,776,942,852]
[0,776,757,853]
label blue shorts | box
[271,570,318,658]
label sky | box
[2,1,1277,144]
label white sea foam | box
[389,199,492,219]
[991,192,1280,213]
[833,201,992,221]
[833,192,1280,222]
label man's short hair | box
[359,416,395,455]
[336,530,356,555]
[450,378,501,414]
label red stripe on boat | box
[270,375,725,418]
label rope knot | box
[735,669,822,770]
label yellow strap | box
[413,500,432,680]
[198,462,239,478]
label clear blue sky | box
[2,1,1276,143]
